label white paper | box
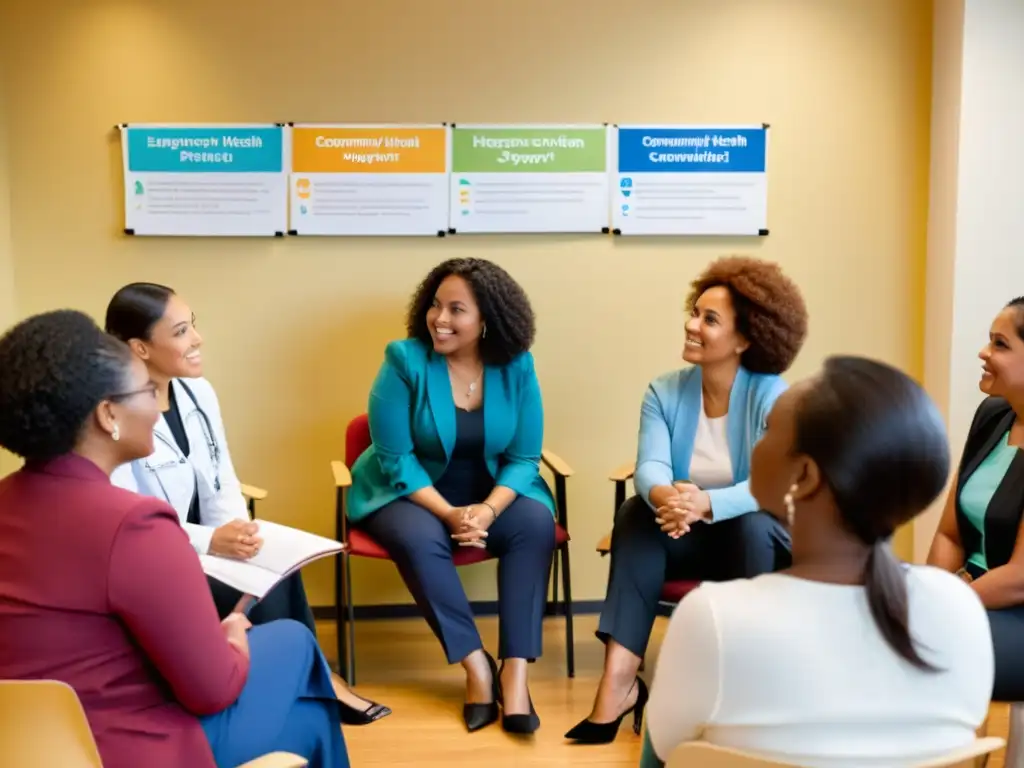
[198,520,343,599]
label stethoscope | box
[144,382,222,494]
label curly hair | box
[686,255,808,375]
[406,257,536,366]
[0,310,134,461]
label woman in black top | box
[928,296,1024,763]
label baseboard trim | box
[312,599,606,622]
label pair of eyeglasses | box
[107,383,158,402]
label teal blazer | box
[633,365,786,522]
[347,338,556,523]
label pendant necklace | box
[449,361,482,400]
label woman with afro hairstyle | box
[567,255,809,745]
[348,257,556,735]
[0,310,350,768]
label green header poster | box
[449,124,610,233]
[451,126,607,173]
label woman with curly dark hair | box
[348,257,556,735]
[567,255,809,744]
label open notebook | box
[198,520,343,602]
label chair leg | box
[560,542,575,678]
[339,552,352,679]
[551,550,560,616]
[345,556,357,686]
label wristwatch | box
[955,567,973,584]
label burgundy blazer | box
[0,454,249,768]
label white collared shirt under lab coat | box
[110,376,249,555]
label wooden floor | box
[320,614,651,766]
[317,614,1011,767]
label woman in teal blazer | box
[567,256,809,745]
[349,257,556,736]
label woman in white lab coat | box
[106,282,391,725]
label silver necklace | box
[448,362,482,399]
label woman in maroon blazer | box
[0,310,349,768]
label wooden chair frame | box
[240,483,268,519]
[0,679,308,768]
[666,738,1005,768]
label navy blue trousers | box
[965,562,1024,701]
[359,497,555,663]
[200,619,348,768]
[597,494,791,657]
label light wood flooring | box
[318,614,1011,767]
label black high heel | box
[463,650,500,732]
[564,677,648,744]
[338,698,392,726]
[497,662,540,734]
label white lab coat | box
[110,376,248,555]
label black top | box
[164,384,202,526]
[434,407,494,508]
[955,396,1024,571]
[164,385,190,457]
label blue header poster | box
[120,124,289,237]
[612,125,769,236]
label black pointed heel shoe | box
[497,662,540,734]
[339,699,392,726]
[463,650,500,732]
[564,677,649,744]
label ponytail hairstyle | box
[105,283,176,343]
[792,357,950,671]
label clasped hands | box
[654,482,711,538]
[447,503,496,549]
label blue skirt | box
[200,619,349,768]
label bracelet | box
[481,502,498,522]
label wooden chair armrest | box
[541,449,574,478]
[596,532,611,554]
[609,461,635,482]
[239,483,268,501]
[238,753,309,768]
[331,460,352,489]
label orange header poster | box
[291,125,448,174]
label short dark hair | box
[793,356,950,671]
[405,258,536,366]
[1006,296,1024,340]
[0,310,135,462]
[105,282,176,342]
[686,256,808,375]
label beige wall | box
[918,0,965,560]
[0,45,18,479]
[0,0,931,605]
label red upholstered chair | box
[598,461,701,607]
[332,413,575,685]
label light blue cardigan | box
[633,365,787,522]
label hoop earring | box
[784,483,797,527]
[482,324,487,339]
[111,424,120,442]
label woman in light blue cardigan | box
[566,256,809,745]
